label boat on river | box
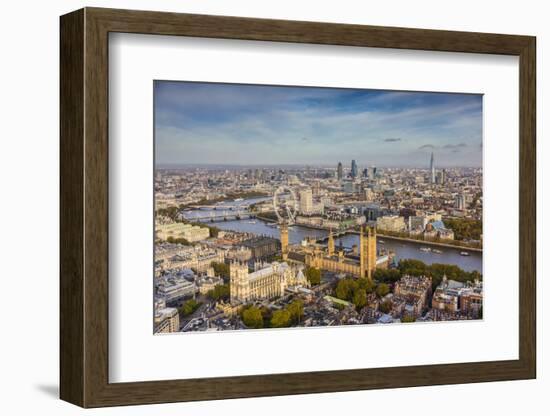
[433,249,443,254]
[460,251,470,256]
[420,247,431,252]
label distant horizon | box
[155,159,482,170]
[155,81,483,168]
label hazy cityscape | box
[153,82,483,334]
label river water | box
[182,198,482,273]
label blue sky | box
[154,81,482,168]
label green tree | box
[180,299,201,317]
[352,289,367,310]
[211,261,230,279]
[398,259,428,277]
[357,278,376,293]
[287,300,304,324]
[373,268,401,283]
[270,309,292,328]
[335,278,358,301]
[376,283,390,298]
[157,206,180,221]
[242,306,264,329]
[207,284,230,301]
[260,306,273,327]
[335,281,347,300]
[443,218,482,241]
[166,236,191,245]
[470,270,482,282]
[305,267,321,286]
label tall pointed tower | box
[430,152,435,184]
[328,229,335,256]
[366,225,377,281]
[359,226,366,278]
[280,222,289,261]
[359,225,377,281]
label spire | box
[359,225,365,279]
[328,228,335,256]
[430,151,436,184]
[280,221,289,260]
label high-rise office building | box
[436,169,447,185]
[362,168,369,179]
[430,152,435,184]
[351,160,358,179]
[372,166,377,178]
[337,162,343,181]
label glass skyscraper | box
[351,159,358,179]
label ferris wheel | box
[272,186,298,224]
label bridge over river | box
[182,209,256,222]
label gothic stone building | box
[229,261,308,303]
[304,225,380,281]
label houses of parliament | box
[282,223,387,281]
[228,223,387,305]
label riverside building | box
[303,225,384,280]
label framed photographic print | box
[60,7,536,408]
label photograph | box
[1,1,541,412]
[153,81,484,333]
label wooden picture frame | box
[60,7,536,408]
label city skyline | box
[155,81,483,168]
[155,155,479,170]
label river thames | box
[182,198,482,273]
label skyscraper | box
[351,160,358,179]
[337,162,343,181]
[436,169,446,185]
[430,152,435,184]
